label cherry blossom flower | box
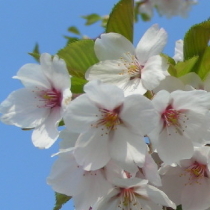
[149,90,210,164]
[160,146,210,210]
[86,24,168,96]
[92,177,176,210]
[64,80,158,172]
[0,53,72,148]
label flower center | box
[118,52,144,80]
[34,88,61,108]
[162,105,181,127]
[180,161,208,185]
[97,106,122,130]
[120,188,137,208]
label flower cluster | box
[1,24,210,210]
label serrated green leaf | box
[82,13,101,25]
[161,53,176,66]
[28,43,40,62]
[176,56,199,77]
[57,39,99,78]
[53,192,71,210]
[168,64,177,77]
[106,0,134,43]
[71,77,87,93]
[68,26,81,35]
[184,20,210,60]
[64,36,80,45]
[194,46,210,79]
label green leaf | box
[57,39,99,78]
[106,0,134,43]
[81,13,101,25]
[194,46,210,79]
[68,26,81,35]
[184,20,210,60]
[176,56,199,77]
[28,43,40,62]
[176,205,182,210]
[53,192,71,210]
[64,36,80,45]
[71,77,87,93]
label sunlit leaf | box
[57,39,99,78]
[71,77,87,93]
[28,43,40,62]
[106,0,134,43]
[184,20,210,60]
[68,26,81,35]
[53,192,71,210]
[82,13,102,25]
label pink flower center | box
[180,161,208,185]
[162,105,181,127]
[119,188,137,208]
[96,106,122,130]
[34,87,61,108]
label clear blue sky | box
[0,0,210,209]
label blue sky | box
[0,0,210,209]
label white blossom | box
[0,53,72,148]
[86,25,168,96]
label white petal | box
[155,127,194,164]
[141,55,168,90]
[74,128,110,171]
[0,89,48,128]
[95,33,135,61]
[47,151,84,196]
[63,94,100,133]
[84,80,125,110]
[121,94,158,135]
[13,64,50,89]
[182,179,210,210]
[32,107,61,148]
[59,129,79,149]
[86,60,129,86]
[180,72,203,89]
[136,24,167,64]
[141,185,176,209]
[143,153,162,186]
[110,126,147,172]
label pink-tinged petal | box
[74,128,110,171]
[142,153,162,186]
[141,55,168,90]
[110,126,147,172]
[95,33,135,61]
[112,177,148,189]
[13,64,51,89]
[182,179,210,210]
[73,170,112,210]
[32,107,61,148]
[92,189,120,210]
[136,24,167,64]
[161,166,185,205]
[85,60,129,85]
[84,80,125,110]
[140,185,176,209]
[0,89,48,128]
[63,94,100,133]
[155,128,194,164]
[152,90,171,113]
[47,151,84,196]
[121,94,158,135]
